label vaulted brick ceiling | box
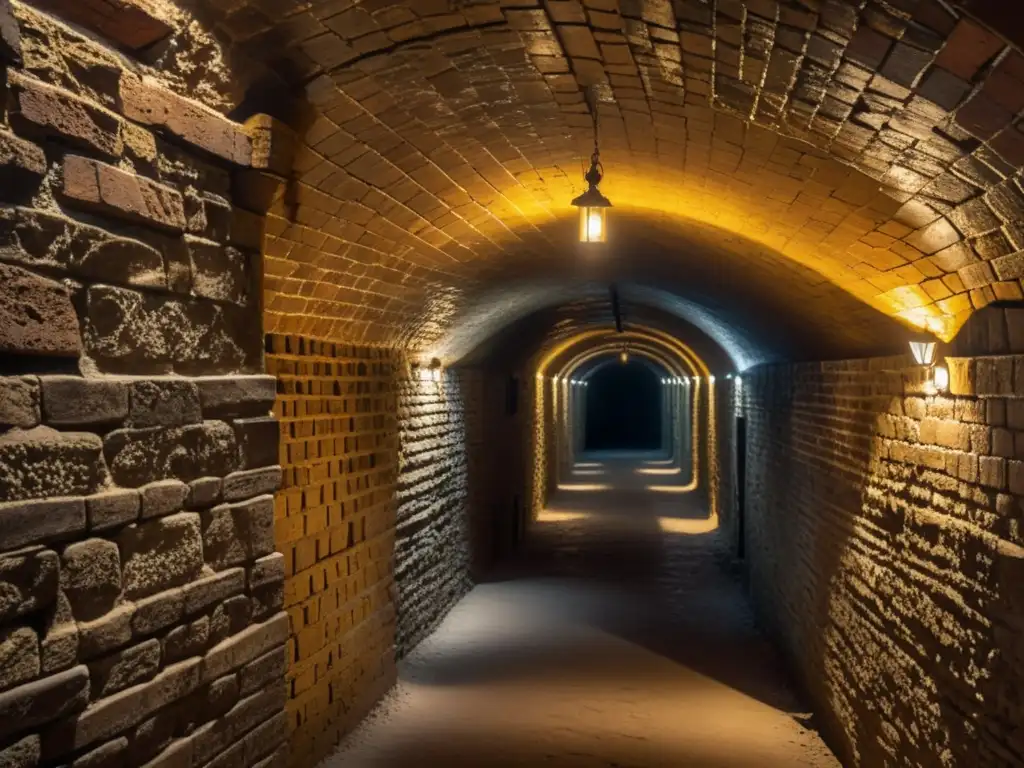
[183,0,1024,358]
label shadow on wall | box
[741,306,1024,767]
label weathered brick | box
[0,263,81,357]
[30,0,173,50]
[201,496,275,569]
[0,496,86,551]
[41,376,128,427]
[9,71,122,156]
[0,664,88,741]
[120,74,252,165]
[0,130,46,202]
[62,155,186,232]
[195,377,277,419]
[0,376,40,429]
[201,612,287,683]
[87,489,140,531]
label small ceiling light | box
[619,343,629,364]
[909,340,937,366]
[933,364,949,393]
[572,88,612,244]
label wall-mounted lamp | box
[909,340,937,366]
[619,346,629,364]
[909,339,946,394]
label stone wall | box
[0,2,289,767]
[394,369,478,658]
[742,343,1024,766]
[266,335,398,768]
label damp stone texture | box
[0,2,288,767]
[740,308,1024,767]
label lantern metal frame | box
[572,89,612,243]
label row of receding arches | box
[521,325,742,536]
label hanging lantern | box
[572,90,612,243]
[909,340,937,366]
[572,152,612,243]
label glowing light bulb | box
[586,211,603,240]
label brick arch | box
[172,0,1024,354]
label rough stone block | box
[207,673,239,720]
[0,263,81,357]
[233,418,279,470]
[238,647,286,697]
[30,0,173,50]
[0,626,39,692]
[0,735,40,768]
[253,744,287,768]
[129,704,177,765]
[87,489,140,531]
[83,285,258,375]
[0,664,88,741]
[201,612,287,683]
[0,0,20,63]
[0,130,45,203]
[245,115,296,177]
[9,71,122,157]
[243,711,287,765]
[90,638,160,698]
[104,422,238,487]
[201,496,274,570]
[222,467,282,502]
[249,582,282,623]
[188,238,249,305]
[131,587,183,637]
[119,513,203,600]
[62,154,185,232]
[225,684,286,746]
[128,380,201,428]
[40,595,78,675]
[73,736,128,768]
[0,426,104,502]
[61,538,122,622]
[78,602,133,659]
[162,615,209,665]
[196,377,276,419]
[248,553,284,591]
[141,735,192,768]
[0,496,87,551]
[0,207,166,289]
[0,546,58,623]
[186,477,221,508]
[120,74,252,165]
[41,376,128,427]
[0,376,40,429]
[182,568,244,616]
[209,594,251,647]
[139,479,188,520]
[49,658,201,754]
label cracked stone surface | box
[324,453,838,768]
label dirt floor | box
[321,453,841,767]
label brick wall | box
[0,3,288,767]
[266,335,398,768]
[394,369,478,657]
[742,352,1024,766]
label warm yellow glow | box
[578,206,607,243]
[657,515,719,534]
[636,467,681,476]
[909,340,937,366]
[537,510,590,523]
[646,483,697,493]
[557,483,611,491]
[619,350,629,364]
[933,364,950,392]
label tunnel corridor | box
[4,0,1024,767]
[327,453,837,768]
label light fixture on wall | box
[572,87,612,244]
[909,339,946,393]
[619,345,629,364]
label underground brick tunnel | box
[4,0,1024,765]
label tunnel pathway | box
[322,453,839,767]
